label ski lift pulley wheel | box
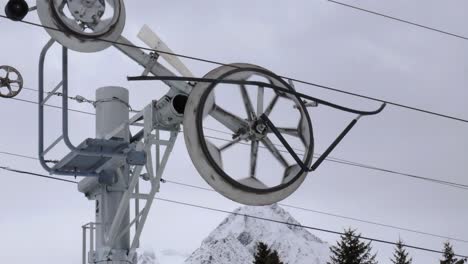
[183,63,314,205]
[37,0,126,52]
[0,65,23,98]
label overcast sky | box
[1,0,468,263]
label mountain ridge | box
[184,203,330,264]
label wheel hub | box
[67,0,105,24]
[234,118,268,141]
[250,119,268,139]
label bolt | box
[256,124,266,133]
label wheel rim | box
[0,66,23,98]
[51,0,121,37]
[184,63,314,205]
[37,0,126,52]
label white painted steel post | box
[94,86,131,263]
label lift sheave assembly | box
[14,0,386,213]
[4,0,385,263]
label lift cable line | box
[19,85,141,112]
[5,157,467,244]
[3,86,468,190]
[1,150,467,243]
[157,197,468,258]
[1,100,467,193]
[0,151,37,161]
[1,14,468,125]
[0,166,78,184]
[1,146,468,243]
[1,111,468,193]
[328,0,468,41]
[1,166,467,258]
[204,135,468,190]
[9,96,95,115]
[159,179,468,244]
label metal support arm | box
[261,113,365,172]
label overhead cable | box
[1,14,468,124]
[160,179,468,244]
[2,161,468,244]
[1,119,467,191]
[155,197,468,258]
[1,165,467,258]
[328,0,468,41]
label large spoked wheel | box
[37,0,126,52]
[0,65,23,98]
[184,63,314,205]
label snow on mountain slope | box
[184,235,253,264]
[137,249,160,264]
[185,204,330,264]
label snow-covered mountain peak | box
[185,204,330,264]
[184,234,254,264]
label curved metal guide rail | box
[128,70,385,205]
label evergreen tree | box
[254,242,271,264]
[391,239,412,264]
[327,228,377,264]
[441,242,460,264]
[253,242,284,264]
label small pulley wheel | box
[37,0,126,52]
[184,63,314,205]
[0,65,23,98]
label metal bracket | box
[141,52,159,76]
[86,104,180,262]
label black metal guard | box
[127,75,387,116]
[127,74,386,172]
[261,114,359,172]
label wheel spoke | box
[210,104,248,134]
[239,84,256,121]
[220,138,241,151]
[5,83,13,96]
[5,67,10,79]
[257,86,264,116]
[249,140,259,177]
[238,177,268,189]
[261,136,288,167]
[5,83,12,92]
[283,165,301,184]
[274,127,300,137]
[207,141,223,169]
[264,94,279,116]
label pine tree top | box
[441,241,459,264]
[328,228,377,264]
[253,242,284,264]
[391,239,412,264]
